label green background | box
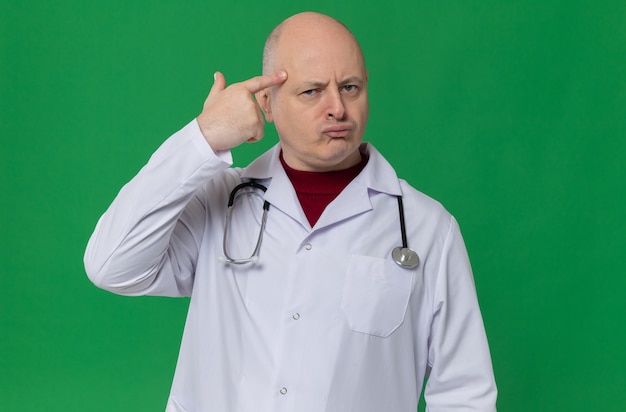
[2,0,625,410]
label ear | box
[256,89,274,123]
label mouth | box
[322,124,353,138]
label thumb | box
[208,71,226,97]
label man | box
[85,12,497,412]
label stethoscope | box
[219,181,420,269]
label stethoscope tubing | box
[221,181,270,264]
[221,180,419,268]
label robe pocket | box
[340,254,414,337]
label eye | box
[341,84,358,93]
[301,89,319,96]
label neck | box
[280,150,363,172]
[280,151,368,226]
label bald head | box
[255,11,369,172]
[262,12,365,75]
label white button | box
[292,313,300,320]
[280,387,288,395]
[305,243,312,250]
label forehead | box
[275,24,365,81]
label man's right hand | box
[197,71,287,152]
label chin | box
[320,144,362,169]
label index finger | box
[242,71,287,93]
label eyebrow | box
[302,80,328,89]
[301,76,365,89]
[339,76,365,86]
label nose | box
[325,89,346,120]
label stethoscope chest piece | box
[392,247,419,269]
